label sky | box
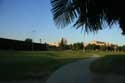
[0,0,125,46]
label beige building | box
[89,40,105,46]
[85,40,118,47]
[48,42,59,47]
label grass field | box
[90,52,125,75]
[0,50,124,81]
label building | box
[85,40,118,47]
[48,42,59,47]
[0,38,48,51]
[89,40,106,46]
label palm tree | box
[51,0,125,34]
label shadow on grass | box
[90,54,125,75]
[0,56,85,81]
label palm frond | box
[51,0,125,34]
[51,0,77,28]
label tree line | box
[48,38,125,52]
[0,38,48,51]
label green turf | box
[0,50,93,80]
[0,50,124,80]
[90,53,125,75]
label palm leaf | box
[51,0,125,34]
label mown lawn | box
[0,50,123,81]
[0,50,93,81]
[90,52,125,75]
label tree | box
[85,44,100,51]
[59,38,67,50]
[100,45,107,51]
[25,38,32,43]
[121,46,125,51]
[51,0,125,34]
[72,42,84,50]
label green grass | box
[0,50,94,80]
[90,53,125,75]
[0,50,124,80]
